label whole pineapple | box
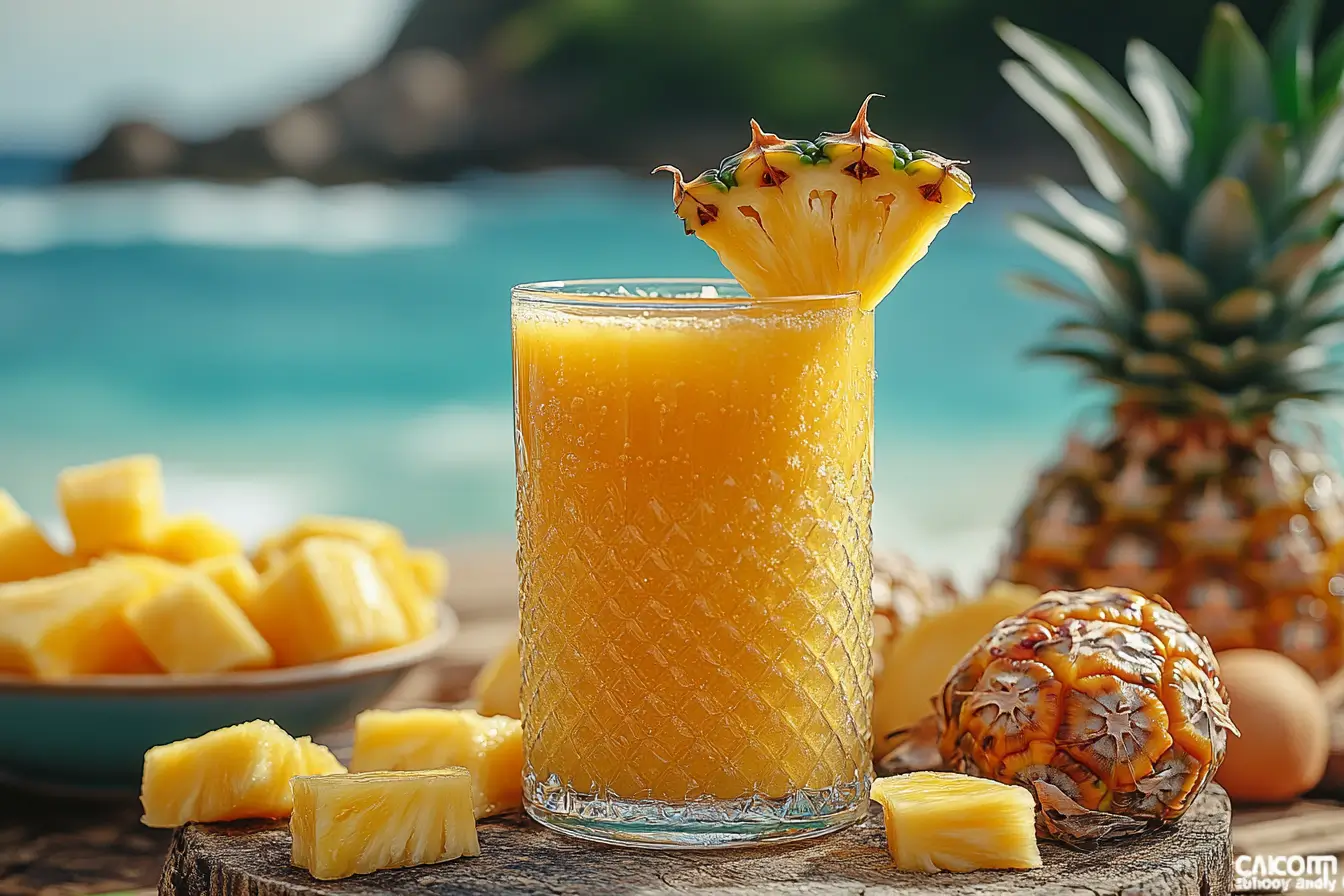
[937,587,1237,843]
[997,2,1344,679]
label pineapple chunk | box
[408,548,449,597]
[350,709,522,818]
[152,513,241,564]
[253,544,288,575]
[252,516,436,638]
[58,455,166,557]
[93,553,189,606]
[125,573,273,673]
[296,737,346,775]
[375,548,440,640]
[0,518,74,584]
[871,772,1041,873]
[254,515,405,572]
[0,490,73,583]
[471,639,521,719]
[245,538,409,666]
[192,554,261,606]
[140,719,345,828]
[0,491,23,528]
[872,585,1039,759]
[291,769,480,881]
[0,567,159,677]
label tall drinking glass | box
[512,279,874,848]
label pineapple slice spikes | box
[656,95,972,310]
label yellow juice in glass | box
[513,280,874,846]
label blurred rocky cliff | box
[68,0,1338,185]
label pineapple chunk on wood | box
[140,720,346,828]
[296,737,346,776]
[245,538,409,666]
[151,513,241,565]
[58,455,166,557]
[350,709,522,818]
[124,573,273,673]
[192,554,260,606]
[471,639,521,719]
[872,582,1040,760]
[872,772,1041,873]
[0,567,159,677]
[408,548,449,597]
[290,769,480,881]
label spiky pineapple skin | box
[1002,410,1344,679]
[936,586,1236,829]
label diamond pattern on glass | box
[514,302,875,810]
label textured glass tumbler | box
[512,279,875,848]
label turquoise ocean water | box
[0,172,1102,582]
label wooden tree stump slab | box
[161,787,1233,896]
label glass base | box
[523,774,869,849]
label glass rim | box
[511,278,862,310]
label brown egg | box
[1214,649,1329,804]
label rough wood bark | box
[160,787,1233,896]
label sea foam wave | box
[0,179,466,252]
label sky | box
[0,0,413,154]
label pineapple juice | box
[512,281,874,845]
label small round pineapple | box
[936,586,1238,843]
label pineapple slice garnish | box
[657,96,972,310]
[872,772,1042,872]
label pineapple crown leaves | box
[997,3,1344,420]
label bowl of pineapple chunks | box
[0,455,457,793]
